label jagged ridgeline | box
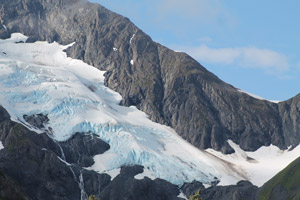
[1,0,299,154]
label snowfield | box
[0,33,299,187]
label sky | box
[89,0,300,101]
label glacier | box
[0,33,299,187]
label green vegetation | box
[258,156,300,200]
[88,195,99,200]
[189,189,203,200]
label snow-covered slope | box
[0,33,299,187]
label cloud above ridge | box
[176,45,290,73]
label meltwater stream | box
[56,140,88,200]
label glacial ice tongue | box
[0,33,220,186]
[1,33,299,187]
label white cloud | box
[197,37,212,43]
[177,45,290,73]
[153,0,235,27]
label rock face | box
[0,0,299,154]
[60,132,110,167]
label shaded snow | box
[177,192,187,200]
[105,168,121,181]
[0,33,299,187]
[0,141,4,150]
[134,168,156,180]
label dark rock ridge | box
[200,181,259,200]
[0,0,299,154]
[180,180,259,200]
[0,105,185,200]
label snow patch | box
[177,192,187,200]
[129,34,135,44]
[57,156,72,166]
[3,33,28,43]
[238,89,280,103]
[2,25,7,31]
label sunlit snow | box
[0,33,299,187]
[238,89,280,103]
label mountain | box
[0,0,299,155]
[0,0,300,199]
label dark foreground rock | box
[0,0,299,154]
[99,166,181,200]
[180,180,258,200]
[201,181,258,200]
[0,169,32,200]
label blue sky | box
[90,0,300,101]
